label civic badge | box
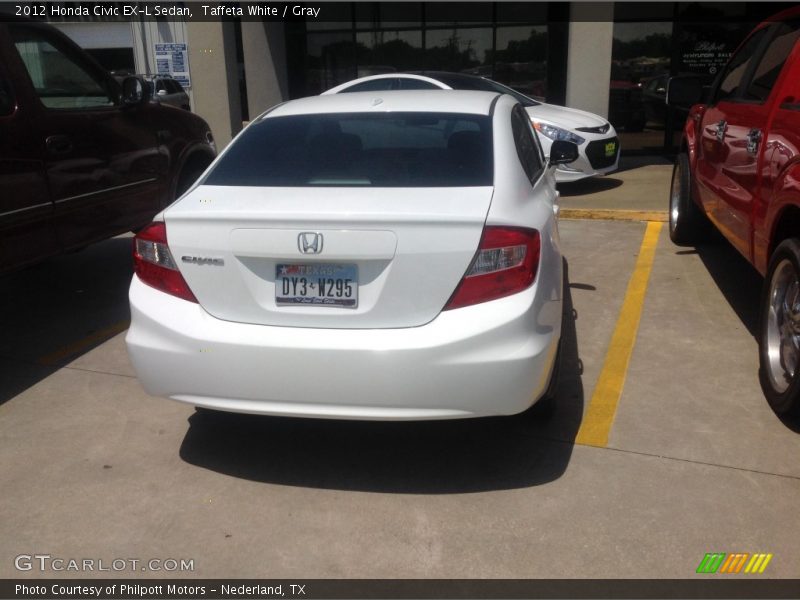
[298,232,323,254]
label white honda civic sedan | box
[126,90,571,420]
[324,72,620,182]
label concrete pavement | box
[558,155,673,217]
[1,216,798,580]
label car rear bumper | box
[126,272,562,420]
[554,157,618,182]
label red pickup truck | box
[668,8,800,417]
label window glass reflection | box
[355,30,423,76]
[306,32,357,95]
[494,26,548,100]
[496,4,547,25]
[424,28,492,73]
[747,22,800,102]
[425,4,492,27]
[608,21,670,152]
[354,4,422,31]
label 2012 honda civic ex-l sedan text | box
[125,90,572,420]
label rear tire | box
[669,153,709,246]
[759,239,800,418]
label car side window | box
[713,28,768,103]
[510,104,543,185]
[339,79,395,93]
[397,79,441,90]
[11,25,114,109]
[744,21,800,103]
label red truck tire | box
[759,238,800,417]
[668,153,709,245]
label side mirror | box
[121,76,149,107]
[550,140,579,165]
[666,76,707,109]
[157,89,167,97]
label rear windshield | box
[204,112,493,187]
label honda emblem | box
[298,232,323,254]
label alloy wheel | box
[765,259,800,393]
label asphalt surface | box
[1,162,799,580]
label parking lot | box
[1,161,799,580]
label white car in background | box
[324,72,620,183]
[126,90,576,420]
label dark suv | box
[0,20,216,273]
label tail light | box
[133,222,198,303]
[444,226,540,310]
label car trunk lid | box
[164,185,493,329]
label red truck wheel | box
[759,238,800,417]
[669,153,709,246]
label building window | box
[494,26,548,100]
[424,28,493,73]
[306,32,357,95]
[608,21,671,138]
[298,6,550,100]
[355,30,423,76]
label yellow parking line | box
[37,320,130,366]
[575,221,662,448]
[560,208,667,222]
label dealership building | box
[40,1,793,149]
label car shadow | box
[178,261,585,493]
[693,236,761,338]
[556,155,672,199]
[692,238,800,430]
[0,236,133,406]
[612,154,672,174]
[557,177,623,197]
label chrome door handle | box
[715,120,727,142]
[746,128,762,155]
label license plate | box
[604,141,617,157]
[276,264,357,308]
